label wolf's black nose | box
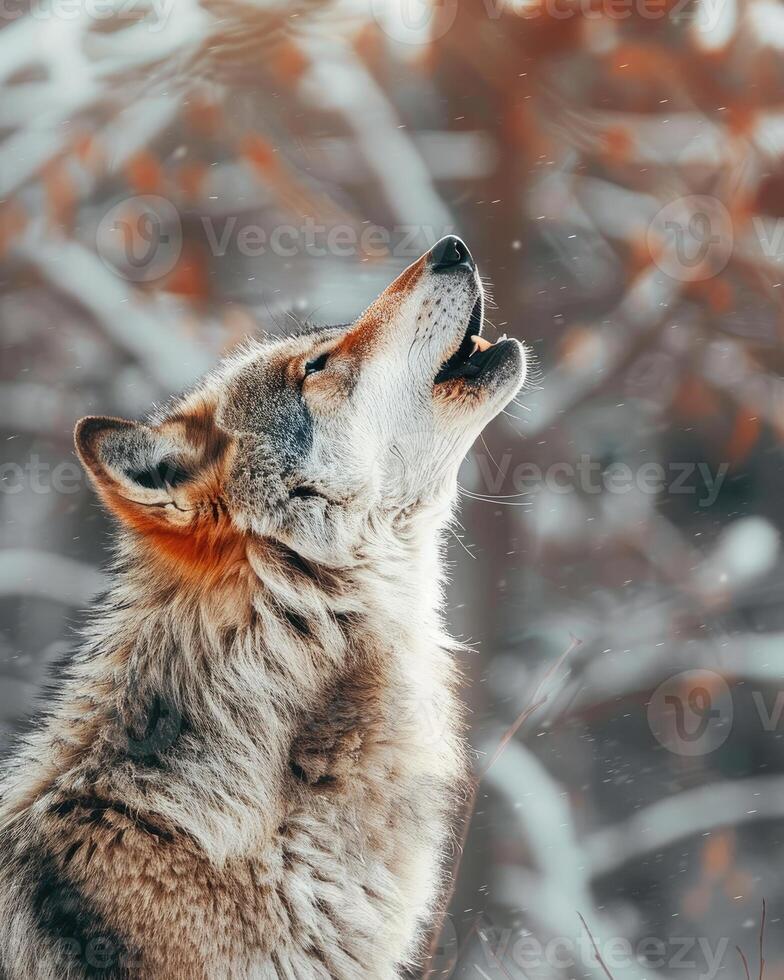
[429,235,475,272]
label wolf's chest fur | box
[0,539,465,980]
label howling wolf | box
[0,237,527,979]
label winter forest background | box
[2,0,784,977]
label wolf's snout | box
[428,235,475,273]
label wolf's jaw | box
[432,295,518,391]
[433,296,483,385]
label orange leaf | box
[269,40,309,83]
[0,201,28,258]
[601,126,633,165]
[43,161,76,231]
[126,151,164,195]
[672,376,721,420]
[724,411,761,467]
[241,134,277,175]
[702,831,734,880]
[185,96,222,137]
[163,243,210,302]
[177,162,208,201]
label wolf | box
[0,236,527,979]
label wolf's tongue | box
[471,335,492,355]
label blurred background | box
[2,0,784,976]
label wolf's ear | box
[75,416,193,521]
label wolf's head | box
[76,237,527,572]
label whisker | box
[477,435,501,472]
[448,527,477,560]
[458,484,530,499]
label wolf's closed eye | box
[304,352,329,376]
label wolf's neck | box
[113,510,445,648]
[71,521,427,711]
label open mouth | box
[433,296,512,386]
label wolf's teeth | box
[470,335,492,355]
[498,333,508,342]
